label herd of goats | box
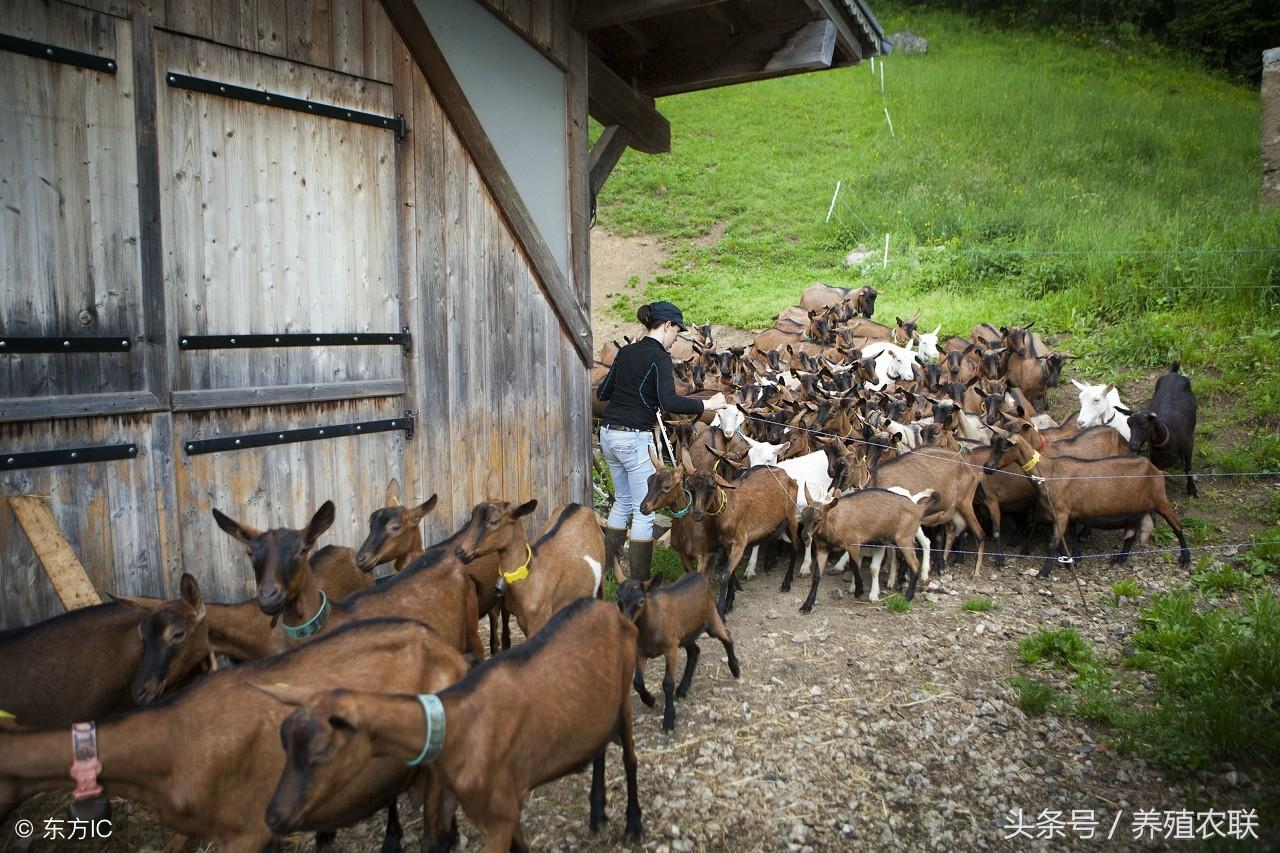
[0,283,1200,852]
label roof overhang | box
[579,0,888,155]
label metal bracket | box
[165,72,407,140]
[3,443,138,471]
[177,331,412,351]
[0,33,118,74]
[183,416,414,456]
[403,410,417,441]
[0,336,133,354]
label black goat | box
[1118,362,1198,497]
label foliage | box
[1126,590,1280,775]
[962,596,999,612]
[1009,676,1064,714]
[884,593,912,613]
[1109,578,1143,605]
[897,0,1280,83]
[1191,558,1261,597]
[1019,627,1094,670]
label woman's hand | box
[703,392,730,412]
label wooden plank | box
[574,0,729,31]
[804,0,864,62]
[167,0,213,39]
[132,13,176,429]
[566,26,591,308]
[379,0,593,367]
[212,0,258,51]
[391,35,418,531]
[0,391,164,423]
[441,108,468,529]
[9,496,103,610]
[588,124,630,202]
[331,0,365,75]
[171,378,405,410]
[362,0,393,83]
[767,20,837,71]
[287,0,332,66]
[586,51,670,155]
[257,0,288,56]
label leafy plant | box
[1009,676,1064,714]
[963,596,999,612]
[884,594,912,614]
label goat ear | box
[999,326,1008,335]
[1104,383,1116,395]
[1115,406,1134,416]
[777,441,791,457]
[384,478,402,508]
[410,495,439,522]
[512,500,538,519]
[249,682,319,707]
[305,501,337,547]
[1025,321,1035,330]
[713,472,737,489]
[212,508,259,544]
[179,573,206,621]
[680,448,696,475]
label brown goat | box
[0,618,468,850]
[214,504,484,657]
[869,447,986,576]
[616,573,740,731]
[640,447,720,575]
[985,428,1190,576]
[355,494,510,652]
[686,464,800,615]
[255,599,643,852]
[453,500,606,639]
[0,586,208,729]
[794,487,936,611]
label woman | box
[596,301,729,581]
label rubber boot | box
[603,527,628,584]
[629,539,654,582]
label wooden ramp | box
[9,496,102,610]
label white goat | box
[1072,379,1131,441]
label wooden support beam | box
[9,496,102,610]
[804,0,865,62]
[765,20,836,72]
[635,22,838,98]
[379,0,593,366]
[589,125,632,200]
[575,0,729,32]
[587,52,670,154]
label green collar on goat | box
[283,590,330,641]
[406,694,446,766]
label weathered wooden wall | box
[0,0,591,627]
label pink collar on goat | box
[69,721,103,800]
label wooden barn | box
[0,0,887,628]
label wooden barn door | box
[154,33,410,600]
[0,1,175,627]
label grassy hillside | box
[594,4,1279,468]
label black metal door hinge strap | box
[183,416,414,456]
[3,443,138,471]
[177,332,411,354]
[0,33,118,74]
[0,337,133,353]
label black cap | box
[648,301,687,332]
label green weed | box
[1109,578,1142,605]
[962,596,999,612]
[1009,676,1064,715]
[884,594,912,614]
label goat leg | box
[1184,456,1198,497]
[589,750,608,832]
[620,700,644,841]
[378,800,401,853]
[705,610,740,678]
[316,831,337,853]
[633,661,656,707]
[661,647,679,731]
[800,540,823,613]
[676,641,701,698]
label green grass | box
[884,593,912,613]
[594,2,1279,450]
[1126,589,1280,776]
[962,596,999,612]
[1009,676,1064,714]
[1019,627,1095,670]
[1191,559,1261,597]
[1109,578,1143,605]
[601,546,686,602]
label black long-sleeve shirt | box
[596,337,705,429]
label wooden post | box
[8,497,103,610]
[1263,48,1280,204]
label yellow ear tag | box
[0,709,15,720]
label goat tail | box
[974,482,989,506]
[1169,361,1181,374]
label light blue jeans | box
[600,426,657,539]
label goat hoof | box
[662,719,675,733]
[675,686,689,699]
[799,603,813,614]
[780,582,791,593]
[640,693,656,708]
[625,817,643,841]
